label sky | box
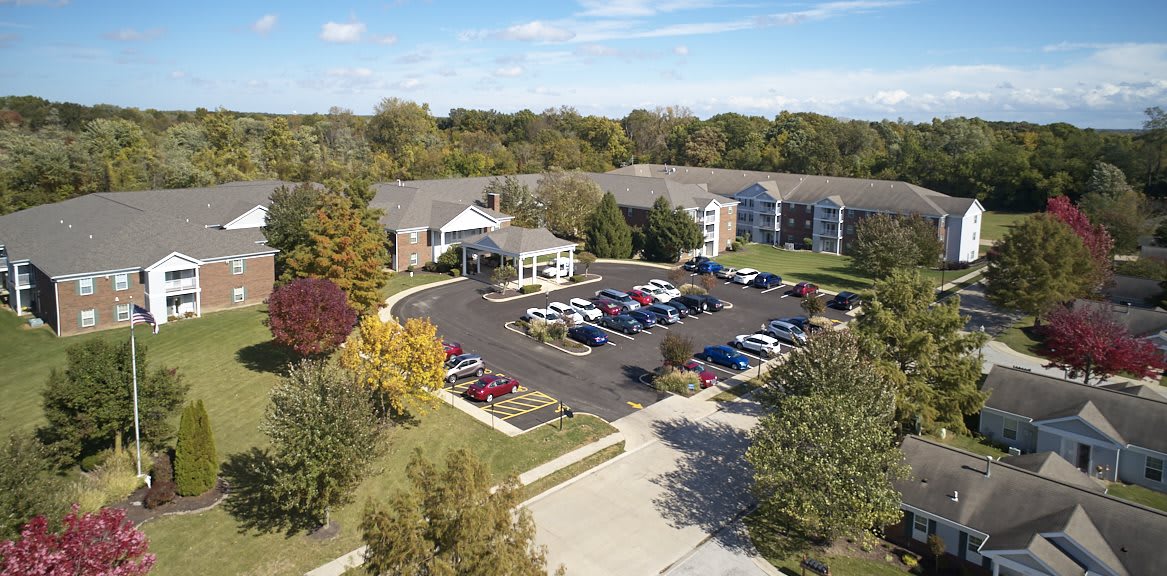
[1,1,1165,128]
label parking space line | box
[741,284,751,290]
[780,293,791,298]
[586,321,636,340]
[641,329,653,335]
[702,311,713,315]
[483,391,559,420]
[723,281,732,285]
[606,341,617,346]
[762,285,785,294]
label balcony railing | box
[164,277,197,292]
[816,210,843,222]
[814,224,841,237]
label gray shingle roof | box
[898,437,1165,576]
[982,366,1167,453]
[1002,452,1105,492]
[369,183,510,231]
[0,181,284,278]
[461,227,577,256]
[1073,299,1167,338]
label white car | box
[648,279,682,298]
[524,308,563,323]
[715,266,738,280]
[732,268,760,285]
[734,333,781,357]
[568,297,603,321]
[634,284,672,303]
[540,257,573,278]
[547,301,584,325]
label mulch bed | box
[108,479,228,527]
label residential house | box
[1073,299,1167,360]
[978,366,1167,493]
[0,181,285,336]
[608,164,982,264]
[893,436,1167,575]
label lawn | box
[1107,482,1167,513]
[379,269,452,299]
[980,211,1033,242]
[716,246,872,292]
[746,509,917,576]
[927,433,1007,459]
[995,316,1042,356]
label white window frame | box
[912,515,928,534]
[231,259,244,275]
[967,534,984,553]
[728,207,733,214]
[409,232,418,244]
[232,287,245,303]
[78,277,94,296]
[115,303,130,322]
[1003,418,1018,440]
[114,273,129,291]
[409,253,419,266]
[81,309,96,327]
[1147,456,1164,482]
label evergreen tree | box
[1,431,65,540]
[642,196,704,262]
[851,213,920,280]
[174,400,218,496]
[984,214,1095,323]
[586,191,633,258]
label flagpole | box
[130,304,143,479]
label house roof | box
[461,227,577,256]
[1073,299,1167,338]
[898,437,1166,576]
[607,163,976,217]
[1001,452,1105,492]
[0,181,284,278]
[369,183,509,231]
[982,366,1167,454]
[1098,382,1167,400]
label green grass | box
[145,409,615,576]
[712,379,764,402]
[980,211,1033,242]
[716,246,872,292]
[995,316,1043,356]
[519,441,625,501]
[771,555,913,576]
[928,433,1007,459]
[379,270,451,299]
[1107,483,1167,513]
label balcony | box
[16,273,31,287]
[815,209,842,223]
[814,223,841,238]
[164,277,197,292]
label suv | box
[675,294,724,313]
[445,354,484,384]
[682,256,711,271]
[762,319,808,346]
[696,261,723,275]
[830,291,862,311]
[595,288,641,311]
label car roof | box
[708,344,734,351]
[769,319,797,328]
[837,291,856,297]
[736,268,758,273]
[452,353,481,361]
[745,333,779,343]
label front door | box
[1077,443,1091,471]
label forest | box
[1,94,1164,216]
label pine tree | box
[586,192,633,258]
[642,196,703,262]
[174,400,218,496]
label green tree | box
[1080,161,1148,253]
[262,117,300,180]
[984,214,1095,323]
[1,431,66,540]
[263,183,322,273]
[366,98,439,177]
[483,175,540,228]
[1155,219,1167,246]
[535,170,603,239]
[660,333,695,368]
[800,293,825,317]
[173,400,218,497]
[851,213,920,280]
[905,214,944,267]
[361,448,557,576]
[586,191,633,258]
[491,264,518,292]
[642,196,703,262]
[283,192,390,316]
[39,339,187,462]
[749,331,906,546]
[261,360,385,528]
[854,269,988,433]
[576,251,597,274]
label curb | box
[380,275,468,323]
[502,321,591,356]
[481,274,604,302]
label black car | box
[675,294,723,313]
[681,256,711,271]
[830,291,861,310]
[627,309,658,329]
[599,314,643,334]
[567,325,609,346]
[661,300,691,319]
[700,295,724,311]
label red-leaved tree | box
[1046,196,1114,291]
[1041,305,1165,385]
[265,278,358,358]
[0,505,155,576]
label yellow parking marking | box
[482,391,558,420]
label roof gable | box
[145,251,202,272]
[439,205,500,232]
[1035,400,1125,446]
[222,205,268,230]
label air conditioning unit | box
[1008,447,1022,456]
[784,242,795,250]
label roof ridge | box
[992,366,1167,406]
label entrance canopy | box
[461,227,578,285]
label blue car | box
[701,345,750,370]
[696,261,723,275]
[627,309,658,329]
[568,325,609,346]
[751,272,783,289]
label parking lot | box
[393,262,854,429]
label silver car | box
[445,354,485,384]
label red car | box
[442,341,463,360]
[464,375,520,403]
[591,298,622,316]
[680,360,718,388]
[791,282,819,297]
[626,289,655,306]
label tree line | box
[3,94,1165,215]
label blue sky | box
[1,1,1164,128]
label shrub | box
[526,319,551,343]
[679,284,707,295]
[519,284,542,294]
[436,245,462,272]
[802,237,813,249]
[143,453,176,509]
[660,334,694,368]
[653,369,701,395]
[902,553,919,568]
[422,261,441,273]
[79,450,110,473]
[569,274,586,283]
[174,400,218,497]
[449,268,461,277]
[73,451,141,511]
[546,321,567,342]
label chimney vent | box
[88,234,93,239]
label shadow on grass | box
[221,447,316,536]
[742,505,818,562]
[798,266,869,292]
[235,340,293,375]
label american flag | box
[131,304,158,334]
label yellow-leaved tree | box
[340,316,445,417]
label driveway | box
[525,397,763,575]
[950,281,1022,336]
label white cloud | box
[103,27,163,42]
[577,43,620,57]
[398,78,422,90]
[575,0,724,18]
[674,44,689,56]
[320,20,366,43]
[252,14,277,35]
[494,66,524,77]
[372,34,399,45]
[868,89,909,106]
[327,67,373,78]
[169,70,186,79]
[499,21,575,42]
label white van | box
[540,257,573,278]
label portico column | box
[461,245,468,276]
[517,255,523,287]
[568,247,575,277]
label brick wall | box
[781,203,815,248]
[623,207,649,228]
[395,230,431,270]
[201,256,274,313]
[720,204,737,249]
[54,270,145,337]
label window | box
[728,207,733,215]
[409,253,418,266]
[804,220,811,228]
[80,309,96,327]
[845,225,853,235]
[114,274,129,291]
[115,303,130,322]
[1147,456,1164,483]
[726,221,731,230]
[974,215,979,223]
[1003,418,1018,440]
[409,232,418,244]
[972,231,977,241]
[233,287,245,303]
[967,534,984,553]
[787,218,795,226]
[913,515,928,533]
[78,277,94,295]
[231,259,244,275]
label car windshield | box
[445,358,458,368]
[575,301,595,310]
[659,282,675,290]
[790,325,805,335]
